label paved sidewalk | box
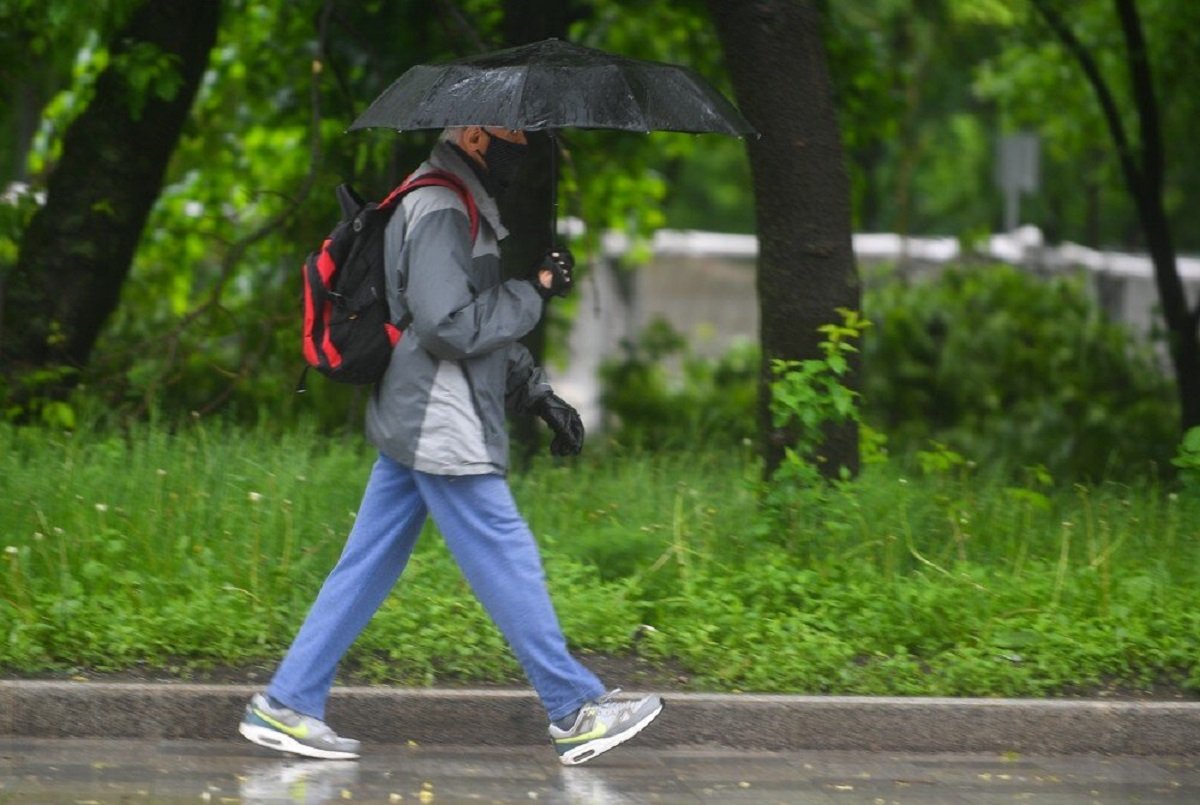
[2,737,1197,804]
[2,681,1199,755]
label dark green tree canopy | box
[1,0,1195,439]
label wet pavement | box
[1,738,1197,804]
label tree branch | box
[1029,0,1144,196]
[1033,1,1200,427]
[329,6,389,90]
[1114,0,1163,197]
[126,0,336,418]
[197,0,331,317]
[436,0,494,55]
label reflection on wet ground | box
[2,737,1197,803]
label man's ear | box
[463,126,488,155]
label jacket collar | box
[426,141,508,241]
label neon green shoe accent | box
[252,706,310,739]
[554,723,608,745]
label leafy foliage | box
[4,0,1197,443]
[598,317,757,450]
[768,308,871,483]
[824,0,1007,237]
[570,0,754,235]
[5,1,461,429]
[597,267,1177,483]
[1174,427,1200,490]
[861,264,1179,478]
[974,0,1200,249]
[752,309,873,547]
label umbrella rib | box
[612,63,651,133]
[512,63,534,130]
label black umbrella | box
[348,38,754,135]
[348,38,755,240]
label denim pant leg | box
[268,454,427,719]
[413,471,606,722]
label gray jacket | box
[364,142,551,475]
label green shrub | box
[1174,427,1200,490]
[758,309,872,545]
[598,265,1177,482]
[768,308,870,480]
[861,264,1179,479]
[598,316,758,449]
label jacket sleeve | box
[505,342,553,415]
[402,204,543,361]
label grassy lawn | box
[1,420,1197,697]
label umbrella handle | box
[549,129,558,248]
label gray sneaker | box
[239,693,361,760]
[548,690,664,765]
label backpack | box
[300,170,479,388]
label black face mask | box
[482,132,528,196]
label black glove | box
[529,248,575,299]
[533,393,585,456]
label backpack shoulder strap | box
[380,169,480,243]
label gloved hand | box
[533,393,585,456]
[529,248,575,299]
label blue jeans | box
[267,453,605,723]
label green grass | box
[1,420,1198,697]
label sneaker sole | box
[239,721,360,760]
[558,700,665,766]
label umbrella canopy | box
[348,38,755,136]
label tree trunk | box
[1142,198,1200,430]
[706,0,861,477]
[498,0,583,313]
[1032,0,1200,431]
[5,79,48,184]
[2,1,221,394]
[499,0,585,462]
[1112,0,1200,431]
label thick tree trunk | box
[706,0,861,477]
[2,1,221,392]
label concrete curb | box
[2,681,1198,755]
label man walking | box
[239,126,662,765]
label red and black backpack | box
[300,170,479,387]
